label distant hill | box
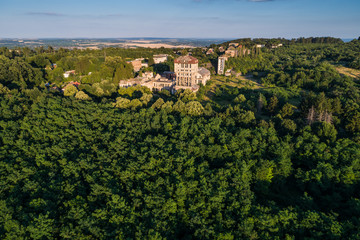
[0,38,230,49]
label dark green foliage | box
[148,57,155,66]
[0,56,43,89]
[28,54,51,68]
[0,41,360,239]
[226,56,272,75]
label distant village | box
[117,42,282,92]
[59,42,283,93]
[119,55,210,93]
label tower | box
[174,56,199,87]
[217,56,226,75]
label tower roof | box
[174,55,198,64]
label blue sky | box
[0,0,359,39]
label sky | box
[0,0,359,39]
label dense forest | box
[1,37,360,239]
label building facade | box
[162,71,176,80]
[63,70,76,78]
[206,48,214,55]
[217,56,227,75]
[174,56,199,87]
[119,77,174,92]
[225,48,236,57]
[119,56,210,93]
[153,54,168,64]
[127,59,142,72]
[196,67,211,85]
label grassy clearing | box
[210,75,264,89]
[202,75,304,108]
[202,75,264,106]
[335,65,360,79]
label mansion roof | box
[198,67,210,77]
[174,55,198,64]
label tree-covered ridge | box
[222,37,345,48]
[0,38,360,239]
[1,93,360,239]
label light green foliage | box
[237,110,255,124]
[257,93,267,112]
[176,89,197,103]
[114,66,132,82]
[140,93,153,105]
[256,161,274,182]
[345,111,360,133]
[161,101,173,113]
[173,100,186,113]
[26,214,54,240]
[105,56,133,82]
[267,95,279,113]
[281,119,297,134]
[56,56,76,70]
[63,84,78,96]
[118,85,151,98]
[204,103,213,116]
[151,98,165,109]
[75,91,91,100]
[118,86,135,97]
[74,56,97,75]
[48,66,65,84]
[81,72,102,84]
[234,94,246,103]
[99,65,113,80]
[226,56,271,75]
[314,122,337,142]
[114,97,131,109]
[280,103,296,118]
[92,80,117,97]
[128,99,143,110]
[24,88,43,101]
[186,101,204,116]
[0,83,10,94]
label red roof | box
[174,56,198,64]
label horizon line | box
[0,36,357,40]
